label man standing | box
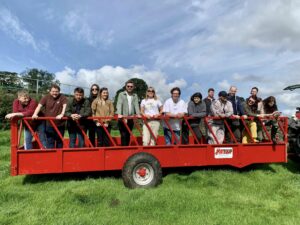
[65,87,91,148]
[5,90,46,149]
[209,91,233,144]
[116,80,140,146]
[163,87,187,145]
[204,88,215,116]
[32,84,67,148]
[226,86,246,142]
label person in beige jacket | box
[91,87,114,147]
[208,91,233,144]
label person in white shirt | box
[140,87,163,146]
[163,87,187,145]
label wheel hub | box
[137,168,147,177]
[132,163,154,186]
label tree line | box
[0,68,148,129]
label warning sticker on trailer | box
[214,147,233,159]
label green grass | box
[1,130,300,225]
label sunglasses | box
[147,90,154,93]
[126,85,134,88]
[92,88,99,91]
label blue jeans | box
[45,125,65,149]
[24,122,47,150]
[68,122,85,148]
[163,128,181,145]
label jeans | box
[24,122,47,150]
[67,122,85,148]
[163,127,180,145]
[45,125,65,148]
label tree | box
[113,78,148,110]
[0,71,23,91]
[20,68,60,94]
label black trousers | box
[118,119,134,146]
[225,119,241,143]
[96,126,111,147]
[87,120,97,146]
[182,121,202,144]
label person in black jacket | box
[87,84,100,146]
[182,92,206,144]
[65,87,91,148]
[226,86,247,143]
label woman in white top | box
[140,87,163,146]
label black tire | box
[122,152,162,189]
[296,133,300,154]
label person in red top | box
[32,84,67,148]
[5,90,47,149]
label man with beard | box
[65,87,91,148]
[32,84,67,148]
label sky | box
[1,0,300,115]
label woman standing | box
[91,87,114,147]
[88,84,100,146]
[185,92,206,144]
[259,96,280,143]
[140,87,163,146]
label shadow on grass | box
[23,160,296,185]
[22,170,122,185]
[283,155,300,174]
[162,163,277,178]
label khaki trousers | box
[143,120,160,146]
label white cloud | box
[63,11,114,47]
[55,65,187,102]
[217,79,230,90]
[0,7,48,52]
[215,0,300,52]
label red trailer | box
[10,116,288,188]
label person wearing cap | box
[208,91,233,144]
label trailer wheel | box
[122,153,162,188]
[296,133,300,154]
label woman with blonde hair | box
[91,87,114,147]
[140,87,163,146]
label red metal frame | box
[10,115,288,176]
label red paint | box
[10,116,288,176]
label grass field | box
[1,130,300,225]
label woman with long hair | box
[140,87,163,146]
[260,96,280,143]
[87,84,100,146]
[91,87,114,147]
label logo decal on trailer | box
[214,147,233,159]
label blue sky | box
[1,0,300,115]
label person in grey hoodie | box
[182,92,207,144]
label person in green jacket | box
[65,87,91,148]
[116,80,140,146]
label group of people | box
[5,80,281,150]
